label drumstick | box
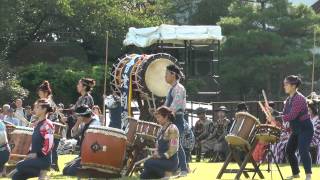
[10,154,27,158]
[7,168,17,178]
[144,147,157,152]
[262,90,272,118]
[134,156,152,166]
[258,101,271,123]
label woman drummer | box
[269,75,313,180]
[37,80,61,171]
[12,99,54,180]
[140,106,179,179]
[0,119,10,177]
[64,78,95,138]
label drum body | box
[9,126,33,163]
[255,124,281,144]
[53,122,66,139]
[81,126,127,174]
[125,117,139,146]
[5,124,16,142]
[111,53,178,97]
[136,121,161,141]
[225,112,260,146]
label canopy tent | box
[123,24,224,48]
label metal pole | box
[311,28,316,93]
[103,31,109,126]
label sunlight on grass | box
[2,155,319,179]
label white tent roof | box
[123,24,223,48]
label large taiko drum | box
[9,126,33,163]
[110,53,178,97]
[81,126,127,174]
[225,112,260,147]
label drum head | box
[144,55,176,97]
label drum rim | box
[225,134,250,147]
[235,112,260,124]
[138,121,161,127]
[256,124,281,130]
[110,55,132,94]
[81,163,121,174]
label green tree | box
[18,58,107,106]
[190,0,233,25]
[0,0,172,64]
[218,0,320,100]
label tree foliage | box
[218,0,320,100]
[18,58,106,106]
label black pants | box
[0,149,9,172]
[63,157,81,176]
[140,156,178,179]
[52,138,60,165]
[286,120,314,175]
[12,157,50,180]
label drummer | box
[37,80,62,171]
[140,106,179,179]
[62,105,100,176]
[269,75,313,180]
[164,64,188,176]
[64,78,95,139]
[0,119,10,177]
[12,99,54,180]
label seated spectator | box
[92,105,104,125]
[14,98,28,126]
[308,101,320,164]
[4,108,21,126]
[181,119,195,171]
[25,105,32,122]
[0,104,10,121]
[194,107,212,162]
[201,106,230,161]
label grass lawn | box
[3,155,319,179]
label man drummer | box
[164,64,188,176]
[63,105,100,176]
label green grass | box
[3,155,320,179]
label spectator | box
[5,108,20,126]
[105,94,122,129]
[14,99,28,126]
[308,101,320,164]
[92,105,104,125]
[0,109,3,121]
[201,106,230,161]
[182,120,195,171]
[25,106,32,122]
[0,104,10,121]
[194,107,212,162]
